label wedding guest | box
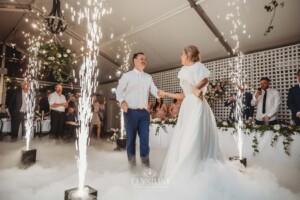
[99,97,106,137]
[287,69,300,126]
[38,92,50,115]
[251,77,281,125]
[116,52,159,167]
[90,94,101,139]
[64,101,77,141]
[153,98,167,120]
[48,84,68,139]
[224,86,254,122]
[148,101,154,116]
[8,82,28,142]
[169,93,182,118]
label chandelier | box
[46,0,67,34]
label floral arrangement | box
[150,118,177,135]
[217,120,300,156]
[37,43,74,83]
[151,118,299,156]
[205,79,229,107]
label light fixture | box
[46,0,67,34]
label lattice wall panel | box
[151,44,300,122]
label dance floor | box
[0,138,299,200]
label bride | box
[159,45,222,180]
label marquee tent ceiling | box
[0,0,299,84]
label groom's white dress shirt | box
[116,68,158,110]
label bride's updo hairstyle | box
[183,45,201,62]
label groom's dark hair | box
[132,52,144,63]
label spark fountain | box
[65,1,111,199]
[229,53,247,168]
[226,0,249,167]
[115,109,126,150]
[21,39,41,166]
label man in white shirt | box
[48,84,68,139]
[116,52,159,167]
[287,69,300,126]
[251,77,281,125]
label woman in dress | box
[169,93,182,118]
[153,98,168,120]
[159,45,222,180]
[90,94,101,139]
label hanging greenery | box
[37,43,74,83]
[264,0,285,36]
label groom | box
[116,52,159,167]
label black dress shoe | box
[128,156,136,167]
[141,157,150,168]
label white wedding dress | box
[160,61,223,180]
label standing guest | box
[8,82,29,142]
[116,52,159,167]
[224,86,254,122]
[287,69,300,126]
[169,94,182,119]
[48,84,68,139]
[251,77,281,125]
[224,93,236,122]
[64,101,77,141]
[153,98,168,120]
[38,92,50,115]
[99,98,106,136]
[90,94,101,139]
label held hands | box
[297,113,300,119]
[121,101,128,113]
[158,90,166,98]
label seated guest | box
[64,102,77,141]
[169,95,182,118]
[287,69,300,126]
[153,98,167,120]
[251,77,281,125]
[224,86,254,122]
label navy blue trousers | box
[124,109,150,160]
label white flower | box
[273,124,281,131]
[63,54,68,57]
[222,121,228,126]
[161,120,165,124]
[66,49,71,53]
[57,53,62,58]
[42,50,46,54]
